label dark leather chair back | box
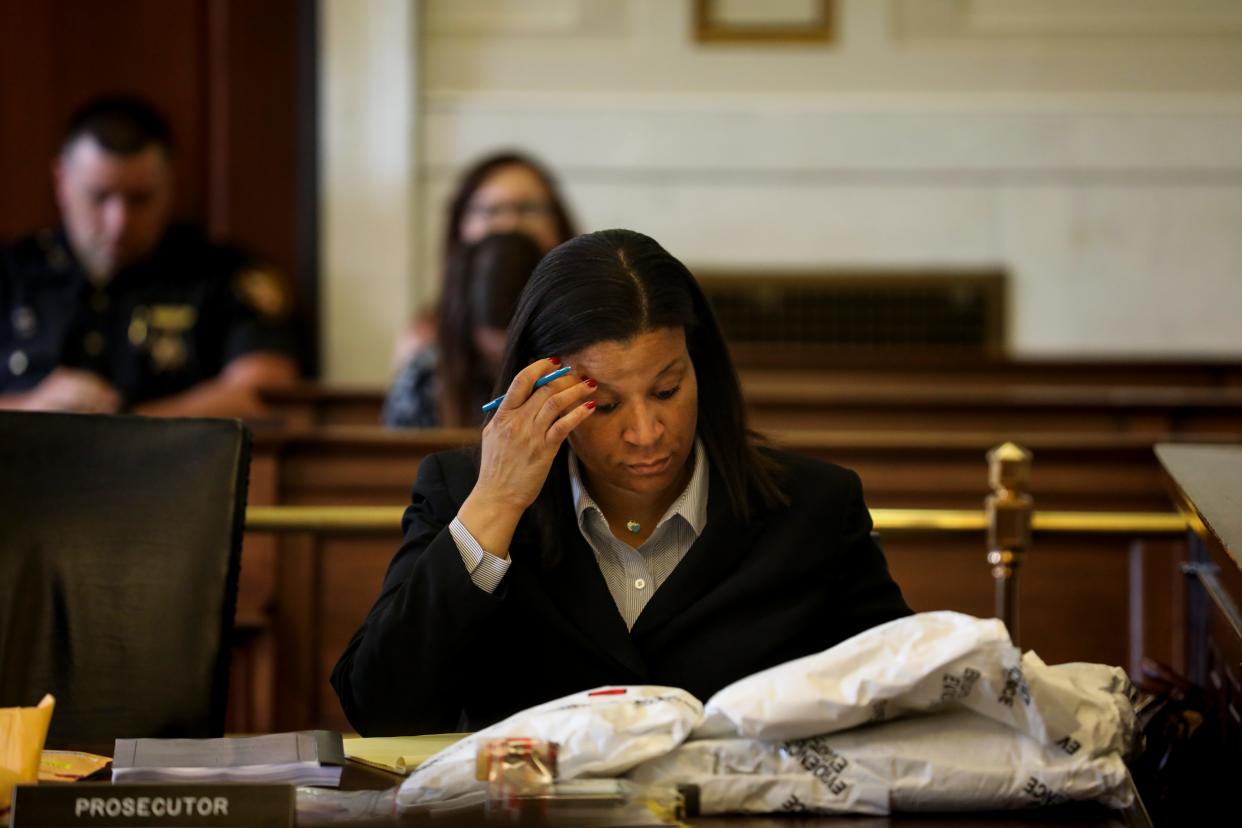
[0,412,249,744]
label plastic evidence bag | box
[630,708,1134,816]
[395,685,702,813]
[695,611,1136,759]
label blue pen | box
[481,365,573,413]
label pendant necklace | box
[625,520,642,534]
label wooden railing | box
[243,504,1185,536]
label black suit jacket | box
[331,447,911,735]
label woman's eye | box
[593,386,678,414]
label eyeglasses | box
[465,200,554,222]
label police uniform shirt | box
[0,225,298,405]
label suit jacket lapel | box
[510,512,649,680]
[630,463,766,638]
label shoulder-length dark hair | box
[492,229,787,565]
[437,232,543,426]
[444,151,577,265]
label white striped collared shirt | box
[449,439,709,630]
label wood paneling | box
[0,0,317,367]
[0,0,208,231]
[0,0,55,233]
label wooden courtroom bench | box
[225,426,1222,733]
[261,374,1242,434]
[257,356,1242,427]
[739,380,1242,433]
[728,349,1242,385]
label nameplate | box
[11,783,294,827]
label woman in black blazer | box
[332,229,911,735]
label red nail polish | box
[585,378,597,388]
[550,356,562,365]
[585,400,596,410]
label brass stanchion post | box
[986,442,1033,647]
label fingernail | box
[585,400,596,410]
[550,356,562,365]
[584,378,597,388]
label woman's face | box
[565,326,699,504]
[461,164,562,253]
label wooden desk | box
[689,811,1143,827]
[340,758,1146,827]
[49,751,1145,827]
[1155,444,1242,787]
[343,764,1147,827]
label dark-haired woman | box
[390,152,577,372]
[382,232,543,427]
[334,230,910,735]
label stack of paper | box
[112,731,345,787]
[342,733,468,775]
[39,749,110,781]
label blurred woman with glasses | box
[384,152,578,427]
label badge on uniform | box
[232,266,290,322]
[11,305,37,339]
[130,304,197,373]
[8,349,29,377]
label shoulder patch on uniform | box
[233,266,291,321]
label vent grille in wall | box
[698,271,1005,357]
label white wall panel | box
[896,0,1242,38]
[997,184,1242,354]
[422,93,1242,172]
[416,92,1242,356]
[321,0,421,383]
[311,0,1242,374]
[425,0,626,36]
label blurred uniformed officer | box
[0,96,300,416]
